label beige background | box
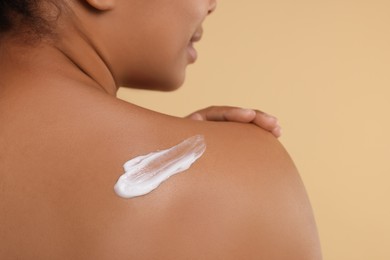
[118,1,390,259]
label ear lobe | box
[85,0,115,11]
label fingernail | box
[190,113,203,121]
[273,126,282,137]
[266,116,278,125]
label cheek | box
[122,41,189,90]
[131,15,187,60]
[118,6,201,88]
[133,30,190,86]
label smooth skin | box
[0,0,321,259]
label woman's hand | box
[186,106,282,138]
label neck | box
[57,27,118,96]
[0,30,118,96]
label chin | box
[158,78,185,92]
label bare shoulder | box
[198,122,322,259]
[0,93,321,259]
[177,121,322,259]
[92,113,322,259]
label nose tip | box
[208,0,217,15]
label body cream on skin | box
[114,135,206,199]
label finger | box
[186,106,228,121]
[223,108,256,123]
[249,110,282,137]
[187,112,204,121]
[272,126,282,138]
[200,106,230,121]
[251,112,280,133]
[186,107,282,137]
[187,107,256,123]
[201,107,254,122]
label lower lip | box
[187,43,198,63]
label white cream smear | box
[114,135,206,199]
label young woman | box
[0,0,321,259]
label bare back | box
[0,83,321,259]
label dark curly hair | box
[0,0,63,39]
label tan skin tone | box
[0,0,321,259]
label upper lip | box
[190,28,203,43]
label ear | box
[84,0,115,11]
